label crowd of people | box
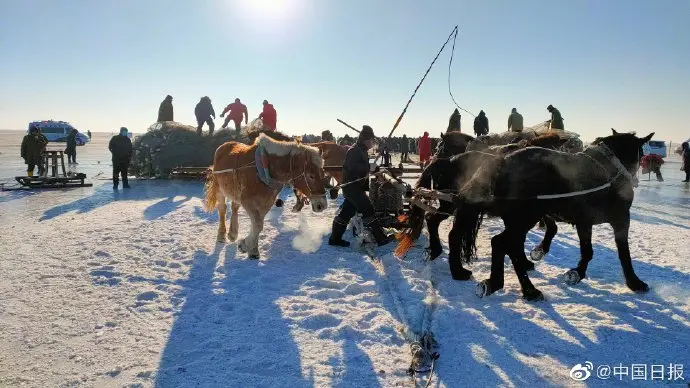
[157,95,277,136]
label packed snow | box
[1,131,688,387]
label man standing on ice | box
[109,127,133,190]
[20,125,48,177]
[220,98,248,133]
[258,100,277,131]
[328,125,394,248]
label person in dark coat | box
[109,127,133,189]
[447,108,461,132]
[65,128,78,164]
[328,125,394,248]
[158,95,174,122]
[195,96,216,135]
[401,134,409,163]
[473,110,489,136]
[547,104,564,130]
[682,142,690,182]
[21,126,48,177]
[508,108,524,132]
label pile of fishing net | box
[466,121,584,153]
[130,119,268,178]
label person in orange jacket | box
[418,131,432,166]
[258,100,277,130]
[220,98,248,132]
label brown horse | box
[246,128,349,211]
[291,141,348,212]
[204,133,328,258]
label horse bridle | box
[281,154,326,200]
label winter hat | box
[120,127,128,135]
[359,125,375,141]
[547,104,554,111]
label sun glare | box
[236,0,307,25]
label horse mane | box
[443,132,475,144]
[247,128,294,143]
[255,133,323,168]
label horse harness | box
[212,143,325,200]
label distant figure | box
[447,108,461,132]
[418,131,432,165]
[158,95,174,122]
[640,154,664,182]
[195,96,216,135]
[87,130,92,139]
[401,134,409,163]
[321,130,334,142]
[508,108,524,132]
[547,104,564,130]
[473,110,489,136]
[21,126,48,177]
[682,142,690,182]
[65,128,78,164]
[109,127,134,190]
[220,98,248,132]
[258,100,277,131]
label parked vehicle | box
[28,120,90,145]
[642,140,667,158]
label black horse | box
[406,132,569,268]
[448,131,653,301]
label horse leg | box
[426,212,449,260]
[561,223,593,285]
[240,208,263,259]
[216,195,227,242]
[530,216,558,263]
[447,215,472,280]
[292,189,306,212]
[508,229,543,301]
[611,214,649,293]
[228,202,240,242]
[477,231,507,298]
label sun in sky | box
[231,0,314,37]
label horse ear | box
[611,128,618,135]
[640,132,655,144]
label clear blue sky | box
[1,0,688,143]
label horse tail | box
[454,199,485,263]
[203,167,219,212]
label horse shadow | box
[39,181,203,222]
[158,207,388,387]
[390,226,690,386]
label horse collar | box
[255,144,285,190]
[585,144,635,185]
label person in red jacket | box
[220,98,248,132]
[258,100,277,130]
[418,131,432,166]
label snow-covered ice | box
[1,131,689,387]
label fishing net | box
[130,120,257,178]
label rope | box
[376,25,468,165]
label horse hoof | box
[562,269,581,285]
[238,239,247,253]
[329,188,339,200]
[476,280,492,298]
[248,253,260,260]
[523,288,545,302]
[426,246,443,261]
[227,233,238,242]
[451,267,472,281]
[530,247,545,261]
[627,280,650,294]
[275,199,284,207]
[217,237,226,243]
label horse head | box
[594,132,654,178]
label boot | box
[328,219,350,247]
[27,170,33,177]
[365,217,394,247]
